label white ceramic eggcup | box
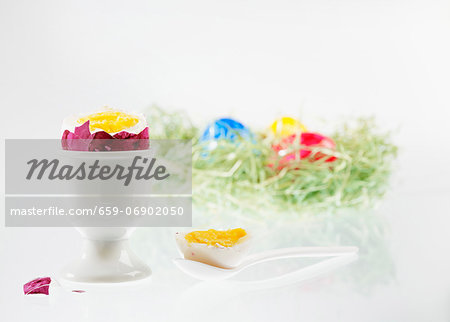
[58,149,152,283]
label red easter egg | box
[272,132,337,167]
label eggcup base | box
[59,238,151,283]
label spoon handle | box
[242,246,358,268]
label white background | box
[1,0,450,321]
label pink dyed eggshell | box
[61,121,149,151]
[23,277,51,295]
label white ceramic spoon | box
[173,246,358,281]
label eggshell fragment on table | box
[23,277,51,295]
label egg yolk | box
[271,117,307,137]
[185,228,247,247]
[77,111,139,133]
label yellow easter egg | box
[270,117,307,137]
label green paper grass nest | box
[145,106,397,216]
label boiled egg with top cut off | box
[175,228,251,269]
[61,107,149,151]
[61,107,148,136]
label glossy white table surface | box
[0,144,449,322]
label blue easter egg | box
[200,118,252,142]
